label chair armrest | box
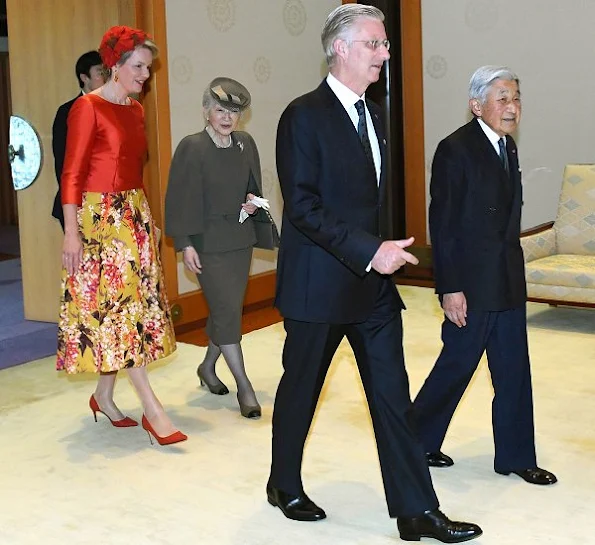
[521,221,555,237]
[520,223,556,263]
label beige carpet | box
[0,286,593,545]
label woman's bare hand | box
[62,232,83,276]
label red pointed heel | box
[89,395,138,427]
[141,414,187,446]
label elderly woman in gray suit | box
[165,77,267,419]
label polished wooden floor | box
[176,304,283,346]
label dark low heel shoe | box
[495,467,557,485]
[397,509,482,543]
[266,484,326,522]
[197,365,229,395]
[238,395,261,419]
[426,451,454,468]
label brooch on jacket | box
[237,140,244,152]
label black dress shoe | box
[426,451,454,468]
[397,509,482,543]
[266,484,326,522]
[496,467,557,485]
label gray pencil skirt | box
[197,247,253,345]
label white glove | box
[239,196,270,223]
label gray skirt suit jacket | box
[165,130,263,344]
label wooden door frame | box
[0,51,17,226]
[136,0,280,330]
[6,0,138,321]
[343,0,431,281]
[343,0,427,245]
[399,1,428,247]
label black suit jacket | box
[274,80,404,324]
[429,118,526,311]
[51,93,81,226]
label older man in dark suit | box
[51,50,104,229]
[266,5,481,543]
[413,65,557,486]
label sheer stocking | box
[126,367,178,437]
[196,340,228,394]
[94,371,126,421]
[220,343,259,409]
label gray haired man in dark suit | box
[414,65,557,487]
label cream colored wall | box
[165,0,340,294]
[421,0,595,232]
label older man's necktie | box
[354,100,374,167]
[498,137,510,176]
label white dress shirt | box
[326,73,381,184]
[326,73,382,272]
[477,117,505,156]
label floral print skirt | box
[56,189,176,374]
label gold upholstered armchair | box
[521,164,595,307]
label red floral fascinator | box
[99,25,151,68]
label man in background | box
[51,50,104,230]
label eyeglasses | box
[350,39,391,51]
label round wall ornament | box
[8,115,43,190]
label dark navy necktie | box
[498,137,510,176]
[354,100,374,168]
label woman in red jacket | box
[57,26,185,446]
